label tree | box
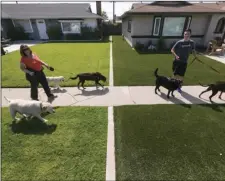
[101,11,108,20]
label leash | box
[188,55,221,74]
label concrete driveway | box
[3,40,43,53]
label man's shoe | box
[177,87,182,93]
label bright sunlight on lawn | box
[2,42,109,88]
[113,36,225,86]
[2,107,107,181]
[115,104,225,180]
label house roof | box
[122,1,225,18]
[1,3,103,19]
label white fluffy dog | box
[46,76,65,89]
[4,97,55,123]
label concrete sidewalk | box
[1,86,224,107]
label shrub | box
[64,26,101,40]
[46,24,63,40]
[7,25,29,40]
[134,42,145,51]
[156,37,165,51]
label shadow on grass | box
[9,116,57,135]
[74,87,109,97]
[181,90,224,112]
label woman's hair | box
[20,44,32,57]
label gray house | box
[1,3,103,40]
[121,1,225,49]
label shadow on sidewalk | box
[51,88,67,93]
[158,92,191,109]
[74,87,109,97]
[181,91,224,112]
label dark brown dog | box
[199,81,225,102]
[154,68,182,98]
[70,72,106,89]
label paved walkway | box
[3,41,42,53]
[1,86,224,107]
[205,54,225,64]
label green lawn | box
[2,107,107,181]
[115,104,225,180]
[2,42,109,88]
[113,36,225,86]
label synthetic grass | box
[2,42,109,88]
[114,104,225,180]
[2,107,107,181]
[113,36,225,86]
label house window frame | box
[214,17,225,34]
[127,20,131,33]
[59,20,82,34]
[12,19,33,33]
[152,16,192,37]
[152,17,161,36]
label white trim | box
[12,19,33,33]
[186,17,191,29]
[60,21,81,34]
[36,19,49,40]
[153,17,161,36]
[109,36,113,86]
[106,106,116,181]
[58,20,83,23]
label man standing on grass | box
[171,29,196,93]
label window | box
[127,20,131,32]
[12,19,33,33]
[186,16,192,30]
[214,18,225,34]
[153,17,161,36]
[162,17,186,36]
[60,21,81,34]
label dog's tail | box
[4,96,11,103]
[70,75,78,80]
[199,82,214,87]
[154,68,159,78]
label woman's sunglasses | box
[22,48,29,51]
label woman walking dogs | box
[20,45,57,101]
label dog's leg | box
[172,91,175,97]
[35,114,48,123]
[155,86,158,94]
[167,91,171,99]
[77,81,82,90]
[199,88,211,98]
[81,80,86,89]
[96,80,104,89]
[209,90,218,102]
[219,91,223,99]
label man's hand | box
[175,55,180,60]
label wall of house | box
[122,17,133,47]
[189,14,211,36]
[204,14,225,46]
[1,19,10,38]
[132,15,154,36]
[30,19,41,40]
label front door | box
[36,19,49,40]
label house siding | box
[1,19,11,38]
[204,14,225,46]
[122,17,132,47]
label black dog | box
[199,81,225,102]
[154,68,182,98]
[70,72,106,89]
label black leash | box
[188,56,221,74]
